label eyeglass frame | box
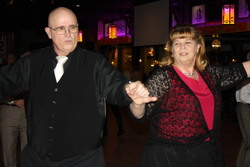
[48,24,79,35]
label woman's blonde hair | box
[159,24,208,71]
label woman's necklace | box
[183,71,196,76]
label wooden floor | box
[0,106,242,167]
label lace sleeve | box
[144,67,170,117]
[207,63,247,91]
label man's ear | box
[45,27,52,39]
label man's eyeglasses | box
[48,25,78,35]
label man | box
[0,53,27,167]
[0,7,156,167]
[235,52,250,167]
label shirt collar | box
[51,44,79,60]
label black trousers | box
[21,145,105,167]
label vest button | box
[47,152,53,156]
[55,88,58,92]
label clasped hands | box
[125,81,157,118]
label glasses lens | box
[56,27,66,35]
[69,25,78,33]
[52,25,78,35]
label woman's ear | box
[197,44,201,53]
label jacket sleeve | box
[207,63,247,91]
[95,54,132,106]
[0,55,30,98]
[132,67,170,121]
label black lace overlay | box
[143,63,247,145]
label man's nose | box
[64,28,71,36]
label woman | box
[129,24,250,167]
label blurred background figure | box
[131,65,143,82]
[0,52,28,167]
[235,51,250,167]
[103,104,125,137]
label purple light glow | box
[98,19,131,40]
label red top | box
[174,67,214,130]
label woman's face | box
[171,38,200,65]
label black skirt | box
[139,140,225,167]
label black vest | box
[27,46,129,161]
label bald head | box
[45,7,79,56]
[48,7,78,27]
